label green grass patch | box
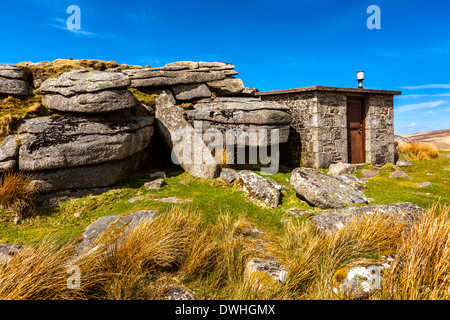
[0,153,448,246]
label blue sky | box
[0,0,449,135]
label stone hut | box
[257,86,401,168]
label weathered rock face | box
[0,68,156,194]
[0,65,32,96]
[235,170,281,208]
[0,135,24,172]
[124,67,227,88]
[207,78,257,96]
[17,113,154,171]
[290,167,368,209]
[42,90,137,113]
[309,202,423,233]
[155,92,220,179]
[171,83,211,101]
[185,97,291,147]
[220,168,238,183]
[30,151,148,193]
[0,65,30,80]
[40,69,130,96]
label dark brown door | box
[347,98,365,164]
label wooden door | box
[347,98,365,164]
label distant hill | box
[402,129,450,151]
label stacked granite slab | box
[0,69,155,193]
[184,97,291,146]
[123,62,290,170]
[123,61,258,99]
[0,65,32,96]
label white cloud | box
[397,93,450,99]
[402,84,450,90]
[50,18,121,40]
[407,123,417,127]
[396,100,446,112]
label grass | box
[16,58,141,80]
[0,94,49,142]
[2,203,449,300]
[399,142,439,160]
[0,171,39,223]
[0,148,448,299]
[128,88,157,108]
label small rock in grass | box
[144,178,167,190]
[327,162,357,177]
[165,285,195,300]
[245,258,288,284]
[361,168,380,179]
[417,182,432,188]
[389,170,413,180]
[146,197,192,203]
[285,208,313,217]
[128,195,146,203]
[396,159,412,167]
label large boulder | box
[290,168,368,209]
[17,113,154,171]
[309,202,423,233]
[235,170,281,208]
[171,83,211,101]
[29,151,148,193]
[42,90,137,113]
[0,65,31,96]
[207,78,257,96]
[40,69,130,96]
[155,92,220,179]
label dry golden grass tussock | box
[0,170,39,222]
[379,204,450,300]
[213,147,235,168]
[0,239,100,300]
[399,142,439,160]
[276,213,407,299]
